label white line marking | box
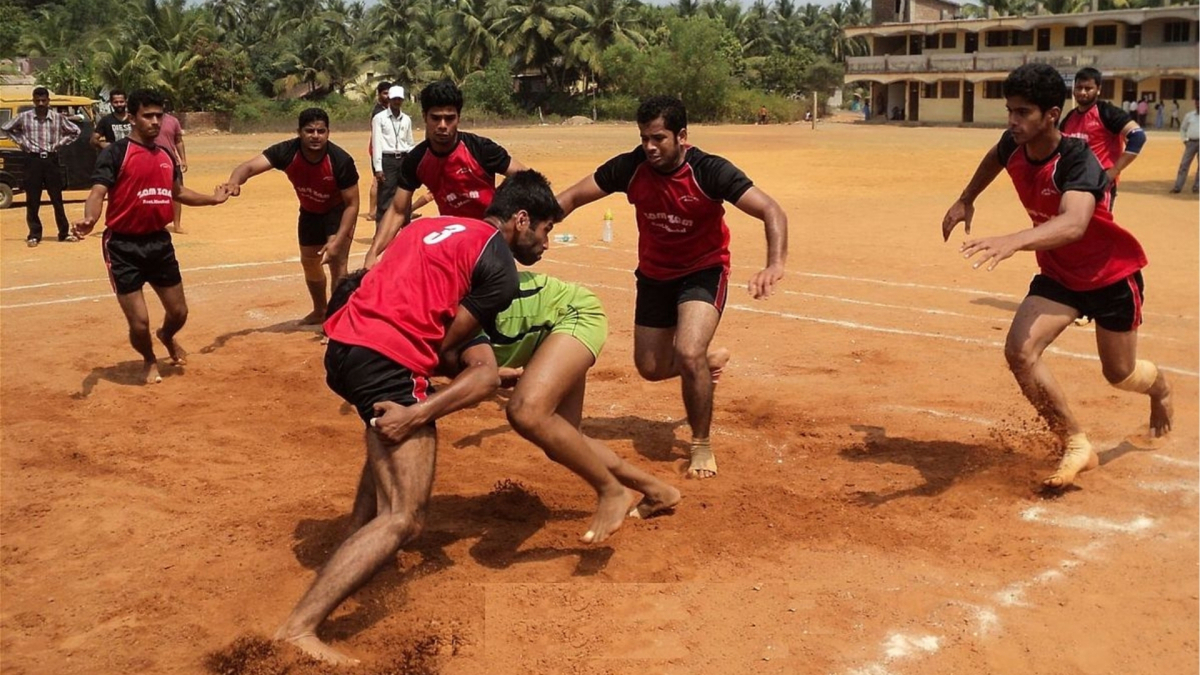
[1020,506,1155,533]
[0,274,297,309]
[1152,455,1200,468]
[883,405,996,427]
[883,634,940,659]
[0,258,302,292]
[1137,480,1200,494]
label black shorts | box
[325,339,435,425]
[1028,271,1144,332]
[298,205,345,247]
[103,229,182,295]
[634,265,729,329]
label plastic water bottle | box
[601,208,613,243]
[553,233,576,243]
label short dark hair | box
[327,269,367,318]
[32,86,49,98]
[637,95,688,134]
[127,89,166,115]
[376,81,392,94]
[110,88,127,99]
[298,107,330,129]
[1074,67,1103,87]
[420,80,463,114]
[485,170,564,225]
[1003,64,1065,113]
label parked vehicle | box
[0,93,98,209]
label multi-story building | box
[844,1,1200,124]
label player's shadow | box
[584,415,689,464]
[290,487,609,640]
[198,319,322,355]
[839,424,1023,506]
[73,360,182,398]
[969,297,1020,313]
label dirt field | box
[2,119,1197,675]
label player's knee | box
[165,304,188,327]
[1101,361,1133,385]
[1003,339,1037,374]
[506,393,549,440]
[127,315,151,334]
[674,345,708,375]
[634,357,671,381]
[380,510,423,544]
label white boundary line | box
[0,274,297,309]
[1,257,302,292]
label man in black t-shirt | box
[92,89,133,150]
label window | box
[1064,26,1088,46]
[942,33,957,49]
[1092,25,1117,46]
[1125,24,1141,47]
[1012,30,1034,46]
[1164,21,1190,43]
[925,34,940,49]
[1100,80,1116,100]
[983,81,1005,99]
[0,109,9,138]
[923,83,938,98]
[985,30,1010,47]
[1161,78,1189,100]
[942,81,961,98]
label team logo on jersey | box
[679,195,700,204]
[160,163,172,170]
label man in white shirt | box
[371,85,415,223]
[1171,98,1199,194]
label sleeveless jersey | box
[594,145,753,280]
[997,131,1146,291]
[324,216,518,376]
[91,138,180,235]
[263,138,358,215]
[1060,101,1131,172]
[398,132,512,219]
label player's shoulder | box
[1058,135,1093,162]
[326,140,354,161]
[686,145,737,170]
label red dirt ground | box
[2,120,1197,675]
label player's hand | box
[181,162,188,174]
[375,171,385,183]
[369,400,426,443]
[942,199,974,241]
[319,237,345,265]
[960,235,1017,271]
[362,249,379,270]
[498,367,524,388]
[212,184,231,204]
[747,264,784,299]
[73,216,97,238]
[222,182,242,197]
[1105,167,1120,181]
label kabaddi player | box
[364,80,527,268]
[1059,67,1146,210]
[72,89,230,384]
[224,108,360,324]
[273,171,562,665]
[941,63,1172,490]
[556,95,789,479]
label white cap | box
[388,85,405,100]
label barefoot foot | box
[708,347,731,385]
[580,488,636,544]
[275,631,359,666]
[299,310,325,326]
[1149,373,1173,438]
[686,439,717,479]
[141,360,163,384]
[155,329,187,366]
[1043,433,1098,489]
[629,483,682,519]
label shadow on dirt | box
[452,413,688,467]
[199,319,323,355]
[73,359,184,398]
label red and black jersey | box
[1060,101,1132,172]
[263,138,359,214]
[996,131,1146,291]
[594,145,753,281]
[91,138,181,235]
[397,132,512,219]
[323,216,518,376]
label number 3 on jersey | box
[423,223,467,245]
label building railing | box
[846,44,1198,74]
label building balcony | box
[846,44,1198,81]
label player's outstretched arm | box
[363,188,414,269]
[73,185,110,238]
[556,175,608,219]
[942,145,1003,242]
[733,187,788,299]
[960,190,1093,271]
[223,154,272,197]
[174,180,230,207]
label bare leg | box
[508,334,632,544]
[1004,296,1094,488]
[299,244,327,324]
[348,460,377,533]
[366,180,377,221]
[150,282,188,365]
[275,424,437,665]
[634,301,723,478]
[115,290,161,384]
[171,201,184,233]
[1095,326,1173,438]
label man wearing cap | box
[371,85,415,224]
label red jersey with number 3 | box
[997,131,1146,291]
[91,138,179,234]
[593,145,754,280]
[398,132,512,219]
[324,216,518,376]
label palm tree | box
[438,0,501,76]
[492,0,588,87]
[558,0,648,87]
